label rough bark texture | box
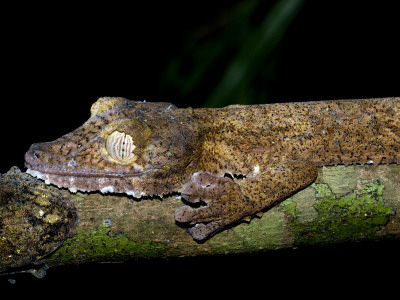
[1,164,399,271]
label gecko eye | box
[105,131,138,164]
[98,118,152,165]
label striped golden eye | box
[105,131,138,164]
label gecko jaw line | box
[25,164,157,178]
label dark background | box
[2,0,400,291]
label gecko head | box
[25,97,199,196]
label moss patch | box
[208,208,294,253]
[48,219,167,264]
[281,179,395,246]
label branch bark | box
[1,164,399,271]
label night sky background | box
[2,1,399,292]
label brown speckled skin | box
[25,97,400,240]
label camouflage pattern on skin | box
[25,97,400,240]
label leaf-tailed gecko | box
[25,97,400,240]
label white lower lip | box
[25,164,156,178]
[26,168,51,185]
[26,168,153,197]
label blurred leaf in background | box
[160,0,304,107]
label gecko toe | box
[188,224,213,241]
[177,171,246,240]
[181,171,235,205]
[174,206,194,223]
[188,220,229,241]
[174,205,223,225]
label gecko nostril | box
[33,151,41,159]
[30,149,42,162]
[27,143,44,157]
[24,145,45,166]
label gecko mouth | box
[24,162,162,196]
[25,163,168,197]
[24,162,157,178]
[24,145,158,178]
[24,144,165,196]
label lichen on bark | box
[281,178,395,246]
[0,167,77,270]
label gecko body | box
[25,97,400,240]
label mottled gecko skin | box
[25,97,400,240]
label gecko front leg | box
[174,158,317,241]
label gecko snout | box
[24,142,56,170]
[24,144,43,166]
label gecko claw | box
[187,220,230,241]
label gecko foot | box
[174,172,246,241]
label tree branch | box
[1,164,399,271]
